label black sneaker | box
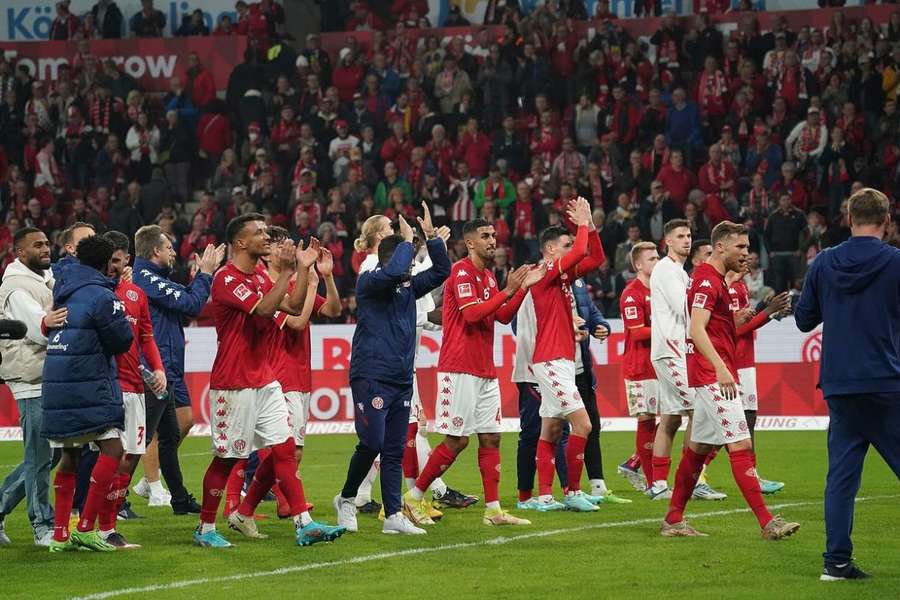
[104,532,141,549]
[171,493,202,515]
[433,487,479,509]
[117,501,142,520]
[821,562,871,581]
[356,500,381,514]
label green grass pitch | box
[0,431,896,599]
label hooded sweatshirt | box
[795,236,900,397]
[0,259,54,397]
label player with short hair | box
[95,230,167,549]
[662,221,799,539]
[619,241,660,491]
[194,213,345,548]
[403,218,545,526]
[530,199,608,512]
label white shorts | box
[624,379,659,416]
[284,391,310,446]
[652,357,695,415]
[691,383,751,446]
[122,392,147,455]
[410,372,425,425]
[50,428,121,449]
[435,372,501,437]
[532,359,584,419]
[209,381,292,458]
[738,367,758,411]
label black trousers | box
[145,385,188,500]
[577,370,605,481]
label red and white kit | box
[208,262,292,458]
[620,277,658,416]
[729,279,769,411]
[649,256,694,415]
[686,263,748,446]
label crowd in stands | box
[1,0,900,321]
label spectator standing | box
[91,0,123,38]
[765,193,806,292]
[130,0,166,37]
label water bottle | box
[139,365,169,400]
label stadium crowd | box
[1,0,900,320]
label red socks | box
[477,447,501,504]
[536,439,556,496]
[52,471,76,542]
[518,489,532,502]
[99,472,131,532]
[414,442,457,493]
[665,447,706,524]
[651,455,672,484]
[402,423,419,479]
[200,456,235,525]
[730,449,773,528]
[239,452,274,517]
[565,435,587,493]
[270,440,306,516]
[636,420,657,486]
[78,453,119,533]
[704,447,719,466]
[223,458,248,518]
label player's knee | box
[726,438,753,453]
[444,435,469,453]
[271,438,297,462]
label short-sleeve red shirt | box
[686,262,738,387]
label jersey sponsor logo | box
[126,289,139,302]
[699,280,712,288]
[233,283,253,301]
[692,293,708,308]
[624,306,638,320]
[371,396,384,409]
[729,299,740,311]
[457,282,473,298]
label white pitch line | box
[70,495,897,600]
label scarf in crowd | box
[777,67,808,107]
[707,160,730,189]
[799,123,819,154]
[91,97,115,134]
[699,69,728,114]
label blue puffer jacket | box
[41,263,134,440]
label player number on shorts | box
[137,426,145,445]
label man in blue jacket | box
[335,208,450,535]
[131,224,224,514]
[42,235,134,553]
[795,187,900,581]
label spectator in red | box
[184,52,215,109]
[770,161,809,211]
[271,104,302,166]
[180,212,218,261]
[383,187,416,221]
[380,120,414,174]
[346,2,385,31]
[785,106,827,176]
[194,191,225,239]
[774,51,818,114]
[213,14,235,35]
[424,123,455,182]
[50,1,81,40]
[610,83,641,149]
[551,136,586,183]
[642,133,671,178]
[654,149,696,213]
[510,180,541,261]
[530,111,562,170]
[834,101,866,155]
[25,82,52,133]
[196,100,232,180]
[456,117,492,178]
[699,142,737,205]
[480,199,510,249]
[236,1,270,51]
[318,220,345,284]
[696,56,730,136]
[332,49,363,105]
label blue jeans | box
[824,393,900,565]
[0,396,55,533]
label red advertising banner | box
[0,35,247,93]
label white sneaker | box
[382,513,426,535]
[132,477,150,499]
[333,495,358,533]
[148,490,172,507]
[0,520,10,546]
[33,529,52,547]
[646,483,673,500]
[692,483,727,501]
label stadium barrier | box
[0,318,827,439]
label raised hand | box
[297,237,320,268]
[503,265,529,295]
[278,239,298,271]
[566,196,592,227]
[316,247,334,277]
[435,226,451,244]
[417,201,436,238]
[764,291,791,317]
[307,264,320,288]
[121,265,133,283]
[199,243,223,274]
[522,262,548,289]
[398,214,414,243]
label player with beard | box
[662,221,800,539]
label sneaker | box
[516,497,543,511]
[433,487,479,509]
[564,491,600,512]
[132,477,150,499]
[383,513,426,535]
[761,515,800,540]
[535,497,566,512]
[70,530,116,552]
[148,490,172,507]
[597,490,633,504]
[646,483,673,501]
[427,505,443,522]
[172,493,201,515]
[692,483,727,501]
[227,511,269,539]
[68,511,80,532]
[821,562,871,581]
[33,529,53,547]
[192,527,233,548]
[0,520,10,546]
[660,520,708,537]
[617,460,647,492]
[581,491,605,506]
[48,537,78,553]
[377,505,385,521]
[760,479,785,495]
[402,490,433,525]
[117,503,141,521]
[103,532,141,549]
[333,495,358,533]
[356,500,381,514]
[483,507,531,526]
[296,520,346,546]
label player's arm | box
[412,237,451,298]
[573,228,606,278]
[281,239,319,315]
[656,270,686,321]
[794,260,821,332]
[285,269,320,331]
[689,306,737,400]
[734,289,791,338]
[93,293,135,357]
[620,293,650,341]
[138,293,167,394]
[358,242,416,295]
[137,270,212,316]
[311,243,341,317]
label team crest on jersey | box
[232,439,247,453]
[224,275,235,285]
[126,289,138,302]
[692,293,708,308]
[371,396,384,409]
[457,283,473,298]
[699,280,712,288]
[452,416,464,428]
[624,306,638,320]
[233,283,253,301]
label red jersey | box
[115,280,163,393]
[730,279,756,370]
[438,257,500,378]
[686,262,738,387]
[209,262,287,390]
[619,278,655,381]
[276,278,325,393]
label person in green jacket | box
[374,161,413,210]
[473,163,515,213]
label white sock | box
[590,479,608,495]
[485,500,500,511]
[355,462,378,506]
[430,478,448,496]
[294,511,313,528]
[410,486,425,501]
[405,477,417,491]
[415,431,432,471]
[148,480,164,495]
[199,522,216,534]
[99,529,115,540]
